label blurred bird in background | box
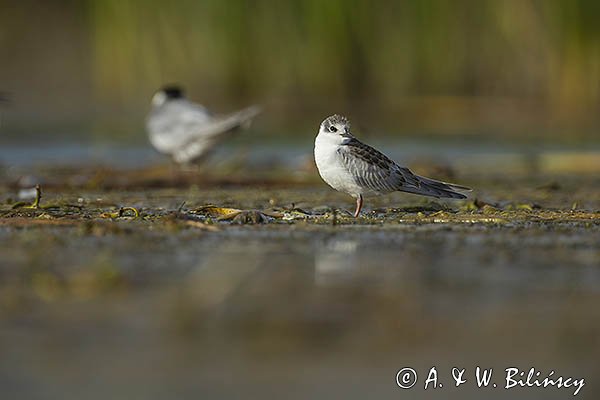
[146,85,261,165]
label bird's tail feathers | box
[214,105,262,132]
[185,105,261,140]
[404,175,471,199]
[232,105,262,128]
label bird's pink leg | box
[354,195,363,217]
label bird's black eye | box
[329,125,337,133]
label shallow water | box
[2,140,599,174]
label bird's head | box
[151,85,185,107]
[319,114,352,139]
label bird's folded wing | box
[187,105,262,139]
[172,105,262,163]
[337,139,407,194]
[338,139,468,198]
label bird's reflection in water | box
[181,241,265,308]
[314,239,361,286]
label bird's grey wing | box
[337,139,408,194]
[188,105,261,139]
[172,105,261,163]
[339,138,468,198]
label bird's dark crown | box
[160,85,185,99]
[323,114,350,130]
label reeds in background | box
[1,0,599,139]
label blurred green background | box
[1,0,600,142]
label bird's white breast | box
[314,133,363,198]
